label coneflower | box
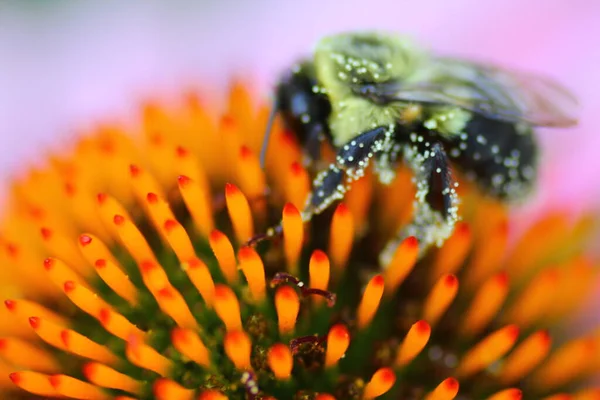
[0,82,598,400]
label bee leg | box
[423,143,457,221]
[304,125,391,219]
[303,124,328,167]
[246,126,391,247]
[304,164,347,217]
[379,142,459,266]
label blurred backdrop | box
[1,0,599,221]
[0,0,598,219]
[0,0,599,333]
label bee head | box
[314,31,424,99]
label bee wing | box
[383,57,580,127]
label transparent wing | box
[358,57,579,127]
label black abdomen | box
[442,115,538,201]
[276,63,332,158]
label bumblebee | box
[259,31,578,264]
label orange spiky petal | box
[573,389,600,400]
[60,329,119,365]
[345,171,373,232]
[275,285,300,335]
[138,259,170,293]
[499,330,552,384]
[63,280,111,318]
[238,246,266,302]
[425,378,460,400]
[96,192,134,240]
[112,214,157,265]
[329,203,354,273]
[357,275,385,329]
[423,274,459,326]
[461,272,509,336]
[225,183,254,244]
[285,162,310,209]
[325,324,350,367]
[171,328,211,368]
[542,395,572,400]
[503,267,560,327]
[457,325,519,378]
[29,317,67,351]
[9,371,56,397]
[177,175,214,237]
[182,257,215,307]
[94,258,138,306]
[363,367,396,399]
[0,337,58,372]
[309,250,330,305]
[282,203,304,273]
[162,218,197,263]
[465,219,508,289]
[48,374,111,400]
[126,333,173,376]
[155,286,199,329]
[531,336,597,390]
[78,233,118,266]
[43,257,87,291]
[209,229,238,283]
[198,390,229,400]
[98,308,145,340]
[224,330,252,370]
[487,389,523,400]
[236,145,267,200]
[395,320,431,366]
[384,236,419,294]
[214,285,242,331]
[267,343,293,380]
[128,163,164,206]
[83,362,142,394]
[316,395,337,400]
[4,299,67,331]
[506,212,569,283]
[431,222,471,281]
[153,378,195,400]
[549,257,597,322]
[39,227,92,277]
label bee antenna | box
[259,97,279,170]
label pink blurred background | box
[0,0,598,323]
[1,0,599,214]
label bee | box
[258,31,578,264]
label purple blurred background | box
[0,0,598,334]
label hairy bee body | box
[265,31,576,262]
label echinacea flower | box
[0,82,598,400]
